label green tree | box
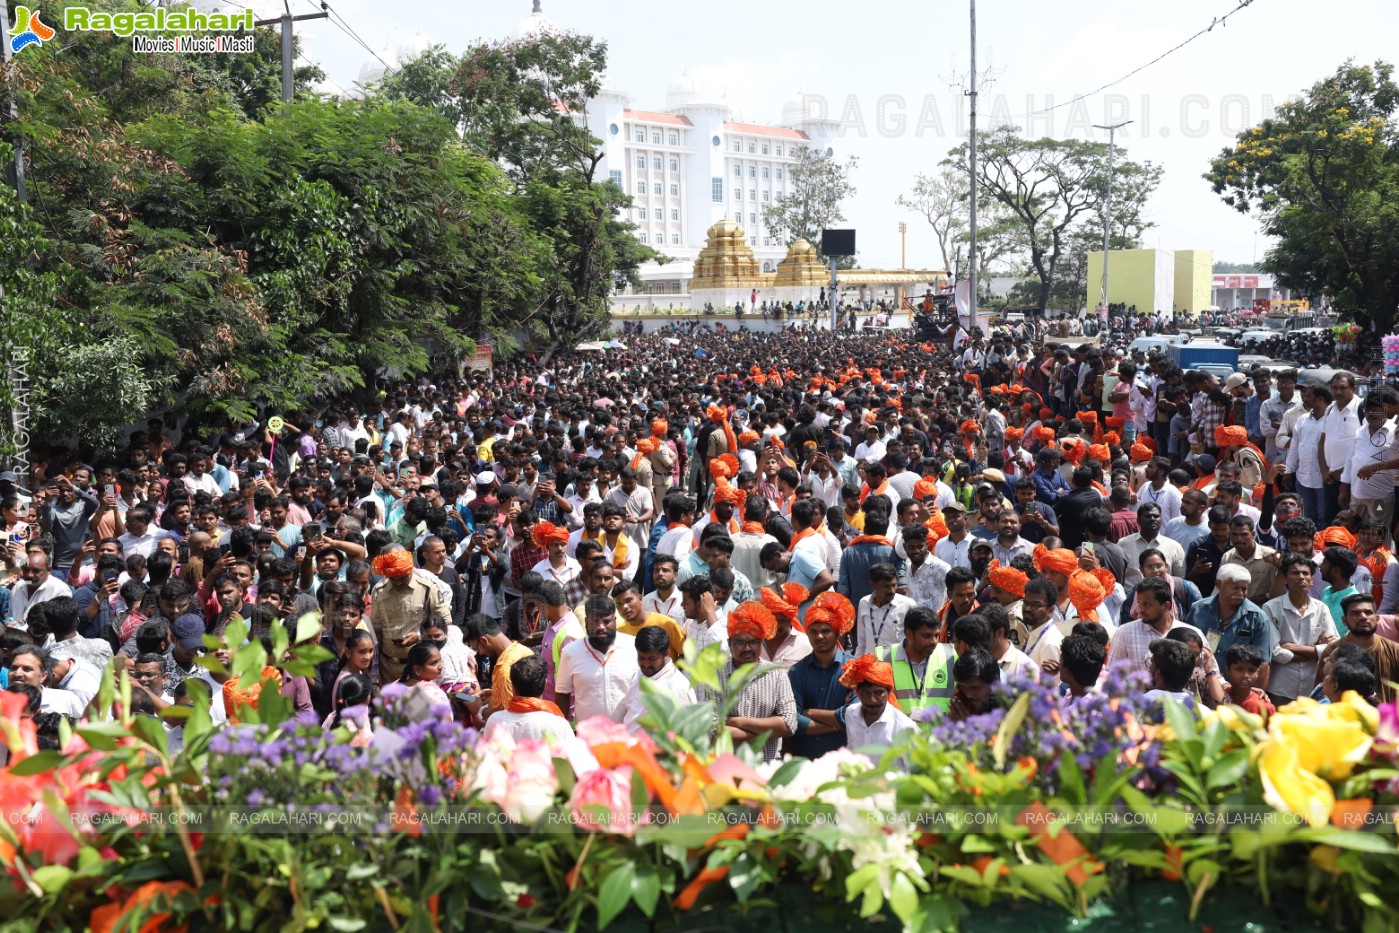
[947,128,1160,312]
[1205,60,1399,334]
[386,32,659,361]
[763,145,859,261]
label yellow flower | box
[1258,695,1375,828]
[1309,845,1342,874]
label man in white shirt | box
[1341,396,1399,523]
[901,525,950,614]
[855,564,918,658]
[1135,457,1182,524]
[1318,374,1363,526]
[1118,503,1186,588]
[620,625,697,732]
[854,425,887,465]
[483,655,577,744]
[840,656,917,765]
[655,495,696,566]
[554,594,640,725]
[117,506,170,559]
[933,503,973,571]
[1022,578,1065,668]
[181,452,222,500]
[1162,489,1211,554]
[641,555,686,624]
[11,550,73,625]
[1284,386,1331,525]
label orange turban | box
[223,666,282,725]
[738,430,761,446]
[1139,436,1157,452]
[727,602,777,642]
[913,479,939,502]
[1005,427,1024,442]
[1215,424,1249,448]
[1077,411,1098,424]
[531,521,570,548]
[769,437,786,451]
[924,513,949,543]
[987,560,1028,599]
[709,453,740,481]
[372,550,415,579]
[1088,444,1111,464]
[760,583,808,625]
[960,420,980,436]
[1061,440,1086,465]
[1039,407,1054,421]
[707,404,738,453]
[805,592,855,636]
[1067,569,1112,623]
[1130,442,1153,464]
[1316,526,1358,552]
[839,656,898,702]
[1032,426,1057,444]
[1101,431,1121,448]
[1105,416,1126,429]
[963,373,981,385]
[712,483,746,511]
[631,437,658,470]
[651,419,668,437]
[1033,544,1078,577]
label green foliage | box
[1205,60,1399,335]
[763,145,860,262]
[945,128,1161,312]
[383,32,660,362]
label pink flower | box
[570,766,637,836]
[576,716,632,747]
[498,739,559,824]
[1376,702,1399,756]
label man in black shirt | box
[1053,466,1104,551]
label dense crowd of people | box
[5,320,1398,766]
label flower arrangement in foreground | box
[3,633,1399,933]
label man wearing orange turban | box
[1066,568,1113,623]
[695,482,743,543]
[839,655,916,762]
[651,419,668,438]
[1088,443,1111,465]
[698,602,798,762]
[370,545,450,682]
[759,583,811,664]
[1130,442,1153,464]
[913,478,940,502]
[705,404,738,460]
[1033,544,1078,584]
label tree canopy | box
[762,145,859,262]
[1205,60,1399,334]
[0,0,653,451]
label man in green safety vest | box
[874,605,956,717]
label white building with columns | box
[511,3,840,295]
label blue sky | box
[291,0,1399,273]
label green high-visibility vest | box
[875,643,956,716]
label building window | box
[749,189,756,201]
[734,213,742,223]
[732,141,741,152]
[655,208,664,219]
[637,182,646,194]
[653,157,662,170]
[762,191,770,202]
[635,155,645,169]
[762,167,769,179]
[749,236,756,245]
[733,164,741,176]
[652,132,661,144]
[775,145,783,156]
[749,213,756,225]
[668,133,678,146]
[635,130,645,142]
[669,158,678,171]
[671,209,679,221]
[609,169,622,187]
[671,234,680,245]
[776,168,783,180]
[711,178,723,202]
[762,144,769,155]
[733,187,741,200]
[669,184,679,196]
[748,166,756,177]
[762,261,774,272]
[639,232,648,244]
[748,142,755,153]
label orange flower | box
[675,866,730,911]
[90,880,198,933]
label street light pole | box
[1093,120,1132,314]
[254,1,329,103]
[967,0,978,336]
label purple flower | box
[419,785,442,808]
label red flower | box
[517,893,536,909]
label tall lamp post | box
[966,0,978,335]
[1092,120,1132,315]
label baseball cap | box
[1191,454,1217,474]
[940,501,966,514]
[1223,373,1249,392]
[0,471,18,484]
[172,613,206,650]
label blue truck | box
[1168,343,1239,380]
